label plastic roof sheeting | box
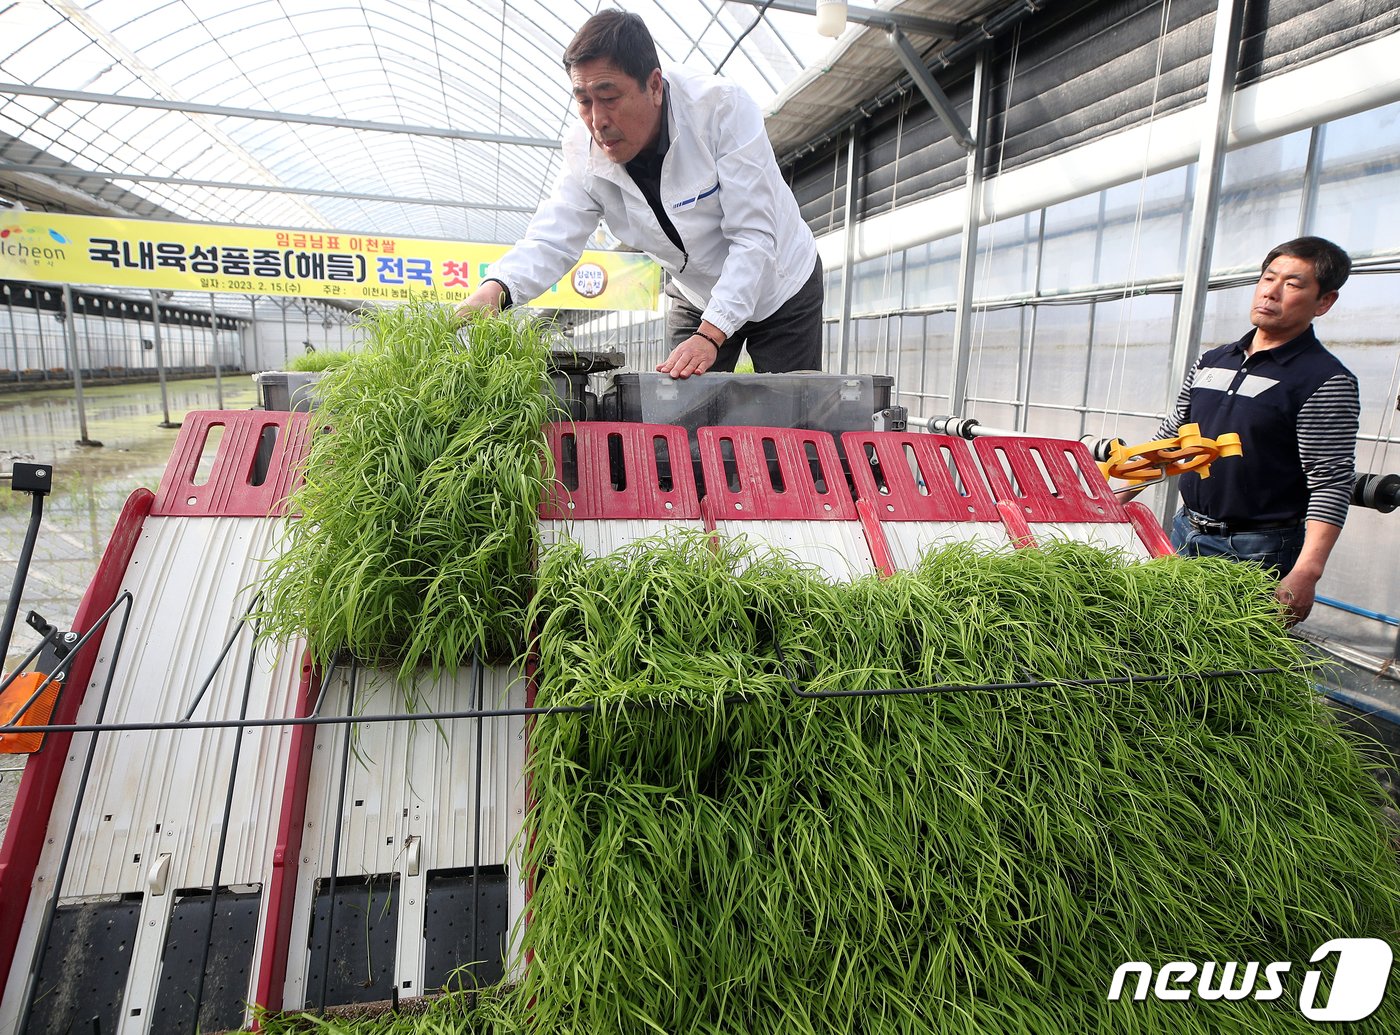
[0,0,880,244]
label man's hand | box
[1274,520,1342,627]
[1275,569,1319,627]
[454,281,508,322]
[657,333,720,379]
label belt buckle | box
[1189,512,1229,536]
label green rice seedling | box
[257,300,557,676]
[252,985,529,1033]
[513,535,1400,1035]
[287,349,358,372]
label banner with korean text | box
[0,211,660,310]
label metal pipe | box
[906,414,1122,461]
[0,83,560,149]
[1315,596,1400,627]
[209,293,224,409]
[6,291,21,381]
[150,290,177,428]
[60,285,100,447]
[949,50,989,414]
[0,491,45,667]
[33,288,48,376]
[837,128,860,373]
[1166,0,1247,420]
[14,594,135,1032]
[179,596,262,722]
[247,295,261,374]
[0,164,535,214]
[471,658,486,985]
[184,614,261,1032]
[1298,123,1325,236]
[317,658,359,1011]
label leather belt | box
[1184,509,1301,537]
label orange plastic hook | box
[1097,423,1243,487]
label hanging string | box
[966,23,1020,413]
[1369,350,1400,473]
[1098,0,1174,439]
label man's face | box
[570,59,663,165]
[1250,254,1338,342]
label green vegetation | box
[260,532,1400,1034]
[257,300,557,675]
[286,350,358,372]
[252,306,1399,1032]
[513,535,1400,1035]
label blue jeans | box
[1170,508,1305,576]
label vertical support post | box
[150,290,178,428]
[247,295,262,373]
[1016,209,1048,431]
[1298,123,1325,237]
[6,290,22,381]
[1167,0,1246,416]
[280,300,290,367]
[836,128,859,373]
[209,293,225,410]
[60,285,100,447]
[949,50,990,415]
[33,289,48,376]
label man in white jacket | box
[455,9,823,379]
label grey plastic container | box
[253,371,325,412]
[604,372,893,436]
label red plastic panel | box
[973,436,1130,523]
[152,410,312,517]
[539,422,700,520]
[1125,501,1177,558]
[0,487,154,983]
[996,500,1038,550]
[842,432,1002,522]
[855,498,897,577]
[255,650,319,1014]
[697,426,855,521]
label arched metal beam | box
[0,83,561,149]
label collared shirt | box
[1157,325,1359,528]
[624,88,685,256]
[484,64,819,337]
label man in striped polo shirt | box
[1157,236,1359,626]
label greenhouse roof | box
[0,1,1005,246]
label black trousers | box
[664,255,824,372]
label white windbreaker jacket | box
[485,65,819,337]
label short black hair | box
[1263,236,1351,295]
[562,10,660,90]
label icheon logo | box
[1108,938,1392,1022]
[0,225,69,244]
